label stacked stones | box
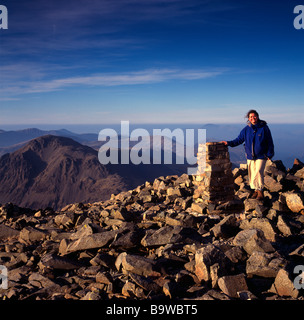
[194,142,235,204]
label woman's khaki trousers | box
[247,159,267,190]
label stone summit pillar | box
[194,142,235,204]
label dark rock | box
[40,253,83,270]
[195,244,232,282]
[224,246,247,264]
[0,224,20,239]
[117,253,161,277]
[19,226,48,244]
[141,225,202,247]
[129,273,162,294]
[210,214,239,239]
[239,217,277,242]
[110,228,145,249]
[90,252,116,269]
[246,251,287,278]
[264,175,283,192]
[277,215,293,236]
[243,199,263,212]
[233,229,275,255]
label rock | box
[289,243,304,259]
[264,175,282,192]
[28,272,58,289]
[81,292,101,300]
[141,226,181,247]
[294,167,304,179]
[54,213,75,228]
[90,252,116,269]
[195,244,232,282]
[19,226,48,244]
[210,214,239,239]
[239,218,277,242]
[163,281,183,298]
[191,202,206,214]
[243,199,262,212]
[224,246,247,263]
[40,253,83,270]
[70,223,93,240]
[269,269,300,298]
[129,273,162,294]
[120,253,161,277]
[141,225,202,247]
[284,192,304,213]
[237,290,258,300]
[122,281,137,298]
[200,289,231,300]
[246,251,287,278]
[277,215,293,236]
[0,224,20,239]
[233,229,275,255]
[218,274,248,298]
[59,229,118,255]
[110,228,144,249]
[96,271,113,285]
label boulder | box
[218,274,248,298]
[246,251,287,278]
[284,192,304,213]
[59,229,118,255]
[40,253,83,270]
[264,175,283,192]
[239,218,277,242]
[210,214,239,239]
[118,253,161,277]
[0,224,20,239]
[269,269,300,299]
[19,226,48,244]
[233,229,275,255]
[195,244,232,282]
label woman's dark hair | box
[246,109,259,119]
[245,109,267,125]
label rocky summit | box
[1,158,304,301]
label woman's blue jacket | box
[227,120,274,160]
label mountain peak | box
[0,135,127,210]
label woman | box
[221,110,274,200]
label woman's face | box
[249,113,258,125]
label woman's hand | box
[220,141,228,145]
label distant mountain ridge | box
[0,135,185,210]
[0,127,97,150]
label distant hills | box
[1,123,304,209]
[0,135,185,210]
[0,128,97,155]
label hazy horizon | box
[1,122,304,134]
[1,123,304,168]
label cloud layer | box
[0,66,228,97]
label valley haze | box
[1,122,304,167]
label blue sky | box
[0,0,304,125]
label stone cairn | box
[193,142,235,204]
